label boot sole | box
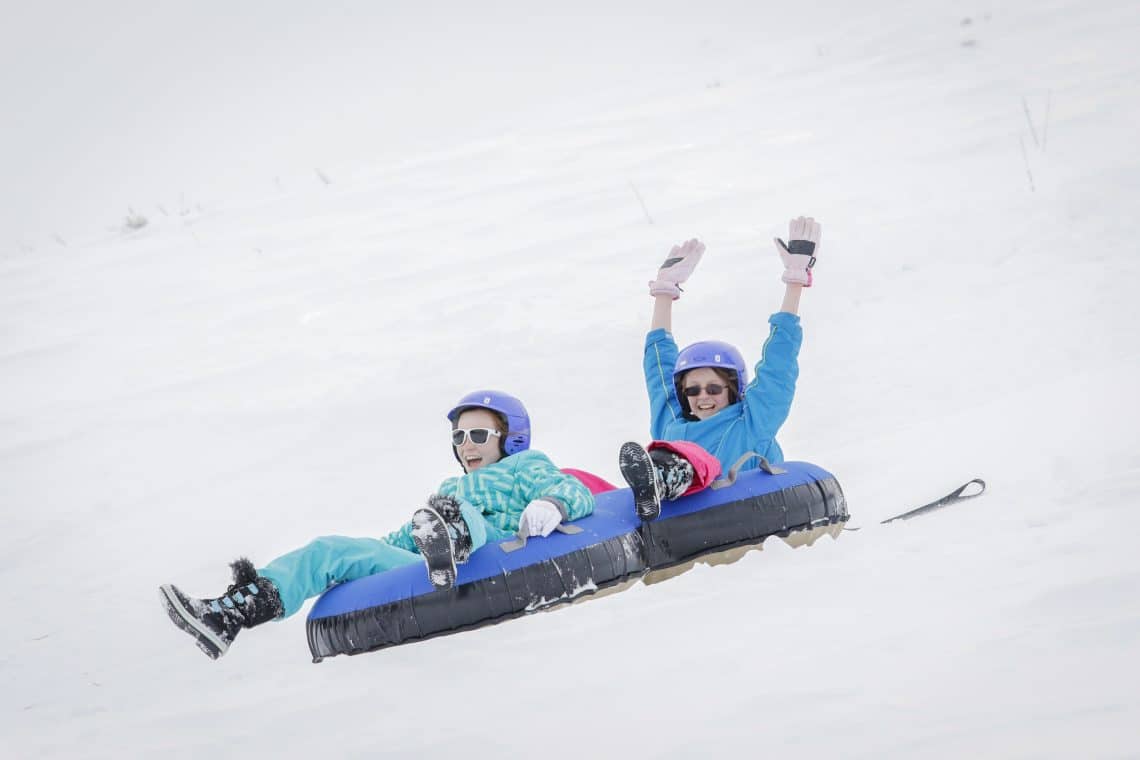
[411,508,457,590]
[619,442,661,521]
[159,585,227,660]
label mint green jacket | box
[385,449,594,551]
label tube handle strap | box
[710,452,786,490]
[499,523,583,553]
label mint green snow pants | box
[258,502,511,617]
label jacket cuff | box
[541,497,570,521]
[769,311,801,329]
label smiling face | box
[453,408,505,474]
[680,367,734,421]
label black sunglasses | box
[451,428,502,446]
[682,383,727,398]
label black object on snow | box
[879,479,986,524]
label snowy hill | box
[3,2,1139,758]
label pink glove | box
[519,500,562,537]
[648,238,705,299]
[773,216,822,287]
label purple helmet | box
[673,340,749,415]
[446,390,531,457]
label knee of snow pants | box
[258,535,423,618]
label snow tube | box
[306,460,847,661]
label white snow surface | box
[3,2,1140,758]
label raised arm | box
[740,312,803,453]
[651,294,674,332]
[780,284,803,316]
[736,216,822,455]
[644,328,684,434]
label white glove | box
[648,238,705,299]
[773,216,821,287]
[519,499,562,538]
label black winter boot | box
[159,558,283,660]
[412,507,458,590]
[619,442,663,521]
[425,493,473,563]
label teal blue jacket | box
[385,449,594,552]
[644,312,802,470]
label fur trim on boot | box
[230,557,259,586]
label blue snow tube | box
[306,460,846,661]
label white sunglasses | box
[451,428,502,446]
